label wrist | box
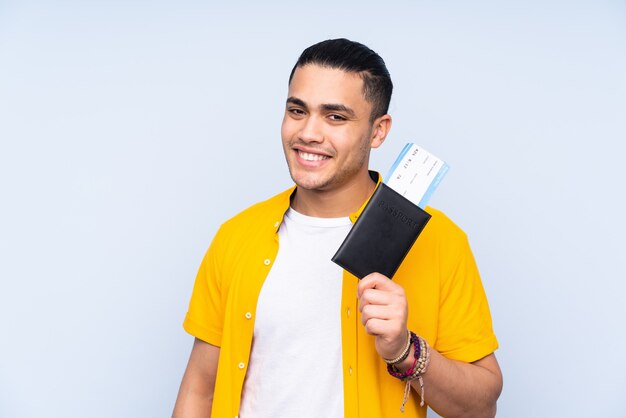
[383,329,412,365]
[392,344,417,373]
[386,332,430,381]
[385,331,432,411]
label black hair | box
[288,38,393,121]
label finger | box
[362,317,387,336]
[360,304,403,325]
[357,274,387,299]
[362,317,405,338]
[358,288,395,311]
[358,272,398,298]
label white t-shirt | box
[239,207,352,418]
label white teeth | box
[299,151,329,161]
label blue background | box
[1,1,625,416]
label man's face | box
[281,64,380,192]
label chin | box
[293,178,330,191]
[290,172,332,191]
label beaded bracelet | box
[408,337,430,409]
[387,331,419,379]
[386,331,431,412]
[407,336,428,379]
[383,329,412,365]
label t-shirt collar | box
[271,171,383,234]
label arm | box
[172,338,220,418]
[358,273,503,418]
[415,351,501,417]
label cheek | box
[281,117,295,142]
[336,130,366,155]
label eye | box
[328,114,347,122]
[287,107,306,117]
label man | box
[173,39,502,418]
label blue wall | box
[1,1,625,416]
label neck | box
[291,172,377,218]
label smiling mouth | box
[298,150,330,161]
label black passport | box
[331,183,431,279]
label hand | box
[357,272,409,360]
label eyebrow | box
[286,97,356,118]
[286,97,307,107]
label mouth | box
[297,150,330,162]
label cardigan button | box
[245,312,252,319]
[238,362,245,369]
[264,259,271,266]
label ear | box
[370,114,392,149]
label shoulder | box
[423,206,468,243]
[216,187,294,239]
[412,206,474,269]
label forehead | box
[288,64,369,110]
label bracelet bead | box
[386,331,420,379]
[386,331,431,412]
[383,329,412,365]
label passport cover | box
[331,183,431,279]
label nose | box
[298,115,324,144]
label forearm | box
[356,275,502,416]
[397,347,502,418]
[172,374,214,418]
[172,338,219,418]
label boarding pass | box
[385,143,449,208]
